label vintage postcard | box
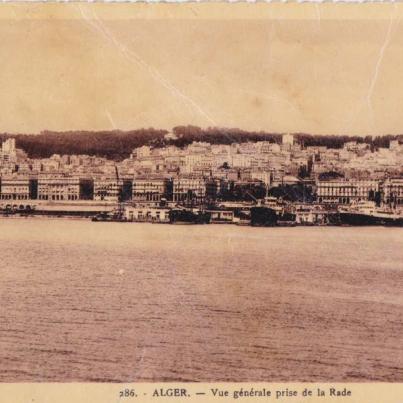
[0,2,402,403]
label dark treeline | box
[294,133,400,149]
[0,126,402,160]
[171,126,283,146]
[0,129,168,160]
[171,126,402,149]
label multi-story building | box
[173,176,207,203]
[0,138,17,164]
[2,138,16,153]
[132,177,171,202]
[231,153,253,169]
[316,179,380,204]
[0,176,36,200]
[381,178,403,207]
[93,177,132,202]
[37,176,94,201]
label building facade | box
[132,177,170,202]
[0,176,33,200]
[93,177,132,202]
[124,206,170,222]
[38,176,94,201]
[316,179,380,204]
[381,178,403,207]
[173,177,207,203]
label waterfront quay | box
[1,197,402,227]
[0,198,322,225]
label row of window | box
[0,195,29,200]
[318,190,376,196]
[37,195,80,200]
[133,185,165,190]
[133,193,162,201]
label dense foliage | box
[0,129,168,160]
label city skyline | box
[0,133,402,227]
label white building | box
[282,134,294,146]
[0,176,31,200]
[1,138,17,163]
[2,138,16,154]
[316,179,379,204]
[132,145,151,159]
[124,206,170,222]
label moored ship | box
[250,207,297,227]
[250,197,297,227]
[250,206,278,227]
[277,211,297,227]
[169,208,211,224]
[338,201,403,226]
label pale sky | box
[1,3,403,135]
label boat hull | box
[338,212,403,227]
[250,207,278,227]
[169,209,211,224]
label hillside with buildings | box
[0,128,401,160]
[0,131,402,218]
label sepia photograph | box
[0,3,402,384]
